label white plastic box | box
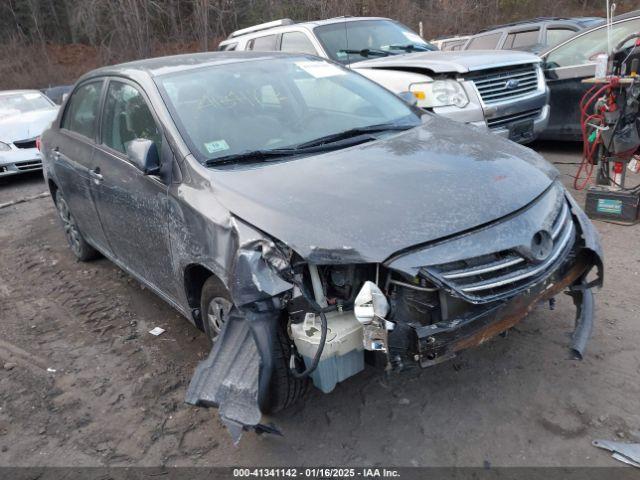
[291,310,364,393]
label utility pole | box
[202,0,209,51]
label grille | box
[422,201,575,303]
[13,138,37,149]
[15,159,42,171]
[470,64,540,104]
[487,108,542,130]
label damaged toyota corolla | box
[41,52,603,443]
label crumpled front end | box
[380,182,602,369]
[185,181,603,443]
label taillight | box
[35,137,41,151]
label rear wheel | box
[54,190,99,261]
[199,276,308,413]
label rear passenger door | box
[91,79,178,299]
[53,80,112,254]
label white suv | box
[219,17,550,143]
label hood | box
[0,108,59,142]
[210,116,557,264]
[352,50,541,74]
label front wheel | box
[55,190,99,261]
[200,276,309,413]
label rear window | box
[218,42,238,51]
[466,33,502,49]
[248,34,278,51]
[546,28,576,47]
[504,29,540,50]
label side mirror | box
[398,91,418,107]
[125,138,160,175]
[354,281,390,324]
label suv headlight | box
[0,141,11,151]
[410,80,469,108]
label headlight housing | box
[410,80,469,108]
[0,141,11,151]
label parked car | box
[218,17,550,144]
[42,85,73,105]
[41,52,602,441]
[431,35,471,51]
[540,10,640,141]
[0,90,58,178]
[463,16,603,53]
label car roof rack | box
[228,19,295,39]
[477,17,579,33]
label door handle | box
[52,147,60,160]
[89,168,103,183]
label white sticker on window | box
[296,61,346,78]
[403,31,425,45]
[204,139,230,154]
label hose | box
[289,308,329,379]
[286,272,334,379]
[574,82,615,190]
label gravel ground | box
[0,142,638,467]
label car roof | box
[77,51,301,81]
[221,16,395,43]
[0,89,45,96]
[477,16,602,34]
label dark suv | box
[41,52,603,442]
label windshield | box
[157,57,421,164]
[314,20,437,64]
[0,92,53,117]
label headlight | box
[0,141,11,151]
[410,80,469,108]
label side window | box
[101,81,161,155]
[546,28,576,47]
[466,33,502,50]
[218,42,237,51]
[504,29,539,49]
[248,34,278,51]
[62,81,102,138]
[280,32,318,55]
[546,19,640,68]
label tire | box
[54,190,99,262]
[200,276,309,413]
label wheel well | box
[48,179,58,204]
[184,264,222,329]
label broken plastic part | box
[568,284,595,360]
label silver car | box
[0,90,59,178]
[219,17,550,143]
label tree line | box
[0,0,634,89]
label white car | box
[219,17,550,143]
[0,90,59,178]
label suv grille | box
[422,201,575,303]
[487,108,542,130]
[470,64,540,104]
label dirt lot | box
[0,142,639,467]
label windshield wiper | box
[205,148,301,166]
[206,123,416,166]
[293,123,415,149]
[386,44,433,53]
[338,48,393,58]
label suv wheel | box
[55,190,99,261]
[199,276,309,413]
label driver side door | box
[90,78,178,300]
